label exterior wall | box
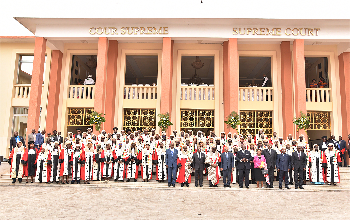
[0,42,51,157]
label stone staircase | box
[0,167,349,190]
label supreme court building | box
[1,17,350,158]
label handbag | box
[261,169,268,175]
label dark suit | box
[276,153,291,188]
[10,136,24,151]
[318,141,329,152]
[291,151,307,188]
[262,148,277,187]
[192,152,205,186]
[221,152,234,186]
[236,150,253,187]
[166,148,178,185]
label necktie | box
[226,153,228,159]
[171,151,173,157]
[298,153,300,159]
[199,153,201,159]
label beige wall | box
[0,42,51,157]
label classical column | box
[104,40,118,133]
[93,37,109,134]
[27,37,47,139]
[293,39,307,138]
[223,38,239,134]
[339,52,350,164]
[281,41,293,139]
[160,37,173,135]
[46,50,63,133]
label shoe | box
[186,183,189,187]
[246,186,249,189]
[181,183,184,187]
[134,179,137,182]
[279,186,282,189]
[172,184,175,187]
[295,186,298,189]
[12,179,16,184]
[269,185,274,188]
[224,185,227,188]
[168,183,171,187]
[213,185,218,187]
[228,185,231,188]
[286,186,291,189]
[200,185,203,187]
[18,179,22,183]
[239,186,243,188]
[126,179,130,182]
[299,186,304,189]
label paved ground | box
[1,185,349,219]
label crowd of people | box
[8,128,348,189]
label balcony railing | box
[124,85,157,100]
[239,87,273,102]
[68,85,95,100]
[306,88,331,102]
[13,84,31,98]
[180,85,215,101]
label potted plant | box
[224,111,241,130]
[158,112,173,132]
[293,111,310,131]
[88,111,106,132]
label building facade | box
[1,18,350,158]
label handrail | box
[124,85,157,100]
[306,88,331,102]
[180,85,215,101]
[239,87,273,101]
[68,85,95,100]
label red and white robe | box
[82,149,94,181]
[50,148,60,182]
[140,148,153,180]
[309,150,324,183]
[35,151,51,183]
[176,150,192,184]
[126,149,139,179]
[70,150,84,181]
[113,148,126,181]
[9,146,25,179]
[101,150,113,178]
[323,150,341,183]
[153,148,167,181]
[205,152,221,185]
[59,148,71,176]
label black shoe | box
[239,186,243,188]
[286,186,291,189]
[134,179,137,182]
[224,185,227,188]
[228,185,231,188]
[172,184,175,187]
[186,183,189,187]
[279,186,282,189]
[12,178,16,183]
[195,185,198,187]
[214,185,218,187]
[181,183,184,187]
[246,186,249,189]
[126,179,130,182]
[295,186,298,189]
[299,186,304,189]
[269,185,274,188]
[200,185,203,187]
[18,178,22,183]
[168,183,171,187]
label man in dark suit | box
[166,142,178,187]
[318,136,328,152]
[277,147,291,189]
[220,146,235,188]
[236,144,253,188]
[292,145,307,189]
[262,143,277,188]
[192,145,206,187]
[10,131,25,152]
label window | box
[17,55,46,84]
[181,56,214,85]
[239,57,271,87]
[239,111,273,138]
[305,57,328,88]
[125,55,158,85]
[70,55,97,85]
[123,108,156,132]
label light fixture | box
[188,56,204,85]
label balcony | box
[123,85,157,108]
[12,84,44,107]
[306,88,332,111]
[180,85,215,109]
[239,87,273,110]
[67,85,95,107]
